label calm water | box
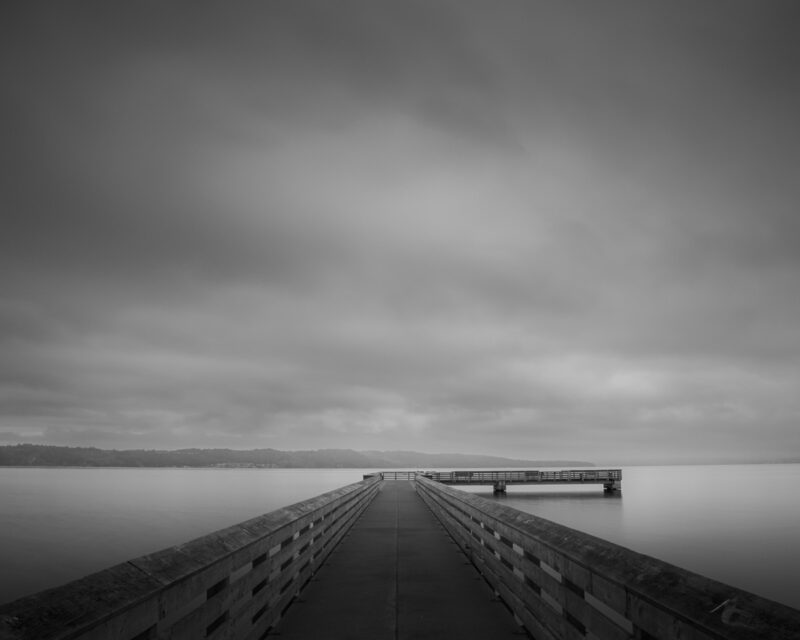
[1,464,799,610]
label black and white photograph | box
[1,2,799,638]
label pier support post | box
[493,480,507,493]
[604,481,622,493]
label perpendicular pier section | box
[423,469,623,493]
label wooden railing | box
[0,475,381,640]
[415,475,800,640]
[424,469,622,484]
[376,471,417,481]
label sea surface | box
[0,464,798,609]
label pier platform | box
[421,469,622,493]
[271,480,522,639]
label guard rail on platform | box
[425,469,622,484]
[415,475,800,640]
[424,469,622,493]
[374,471,417,481]
[0,475,381,640]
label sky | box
[1,2,799,465]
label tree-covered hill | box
[0,444,593,469]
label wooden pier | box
[418,468,622,493]
[1,471,799,640]
[271,480,520,639]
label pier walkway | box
[272,480,522,639]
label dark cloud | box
[1,2,799,463]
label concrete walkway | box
[272,481,523,639]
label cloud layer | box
[2,2,799,463]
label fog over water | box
[1,465,798,610]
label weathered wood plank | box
[0,562,161,640]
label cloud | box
[1,2,799,463]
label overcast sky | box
[2,2,799,464]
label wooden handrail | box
[424,469,622,483]
[415,475,800,640]
[0,476,381,640]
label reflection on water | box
[1,465,799,610]
[479,489,624,541]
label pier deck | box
[420,469,622,493]
[272,480,522,639]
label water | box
[1,465,798,610]
[461,464,800,610]
[0,467,369,605]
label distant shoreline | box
[2,461,798,469]
[3,444,796,468]
[0,443,594,469]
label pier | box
[419,468,623,493]
[1,471,799,640]
[272,480,519,639]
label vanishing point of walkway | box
[272,480,524,639]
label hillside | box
[0,444,593,469]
